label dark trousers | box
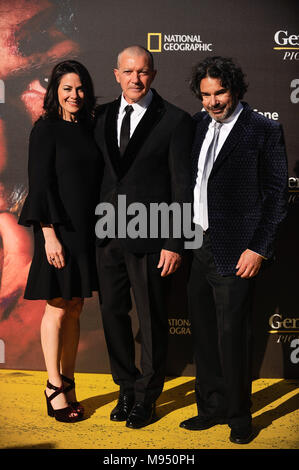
[188,232,254,428]
[96,239,169,405]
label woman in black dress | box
[19,60,101,422]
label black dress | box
[19,117,101,300]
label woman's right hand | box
[41,225,65,269]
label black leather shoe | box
[229,425,254,444]
[179,415,223,430]
[110,393,134,421]
[126,401,156,429]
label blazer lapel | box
[120,90,165,176]
[191,113,211,187]
[211,102,251,176]
[104,96,122,178]
[104,90,166,179]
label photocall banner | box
[0,0,298,378]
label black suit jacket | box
[191,102,288,275]
[94,89,195,254]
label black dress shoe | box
[110,393,134,421]
[126,401,156,429]
[179,415,223,430]
[229,425,254,444]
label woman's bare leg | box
[41,298,77,415]
[60,298,84,403]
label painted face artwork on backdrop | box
[0,0,79,368]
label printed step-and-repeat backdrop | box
[0,0,298,378]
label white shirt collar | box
[120,89,153,115]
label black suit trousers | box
[96,239,169,405]
[188,232,255,428]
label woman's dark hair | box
[190,56,248,100]
[43,60,96,123]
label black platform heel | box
[61,374,84,417]
[44,380,82,423]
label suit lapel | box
[104,96,122,178]
[191,113,211,186]
[104,91,165,179]
[120,90,165,176]
[211,103,251,176]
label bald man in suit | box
[94,46,194,429]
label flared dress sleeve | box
[18,119,67,227]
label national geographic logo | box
[147,33,213,53]
[273,30,299,60]
[168,318,191,335]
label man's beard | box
[207,97,238,122]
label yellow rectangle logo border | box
[147,33,162,52]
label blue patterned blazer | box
[191,102,288,275]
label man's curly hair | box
[190,56,248,100]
